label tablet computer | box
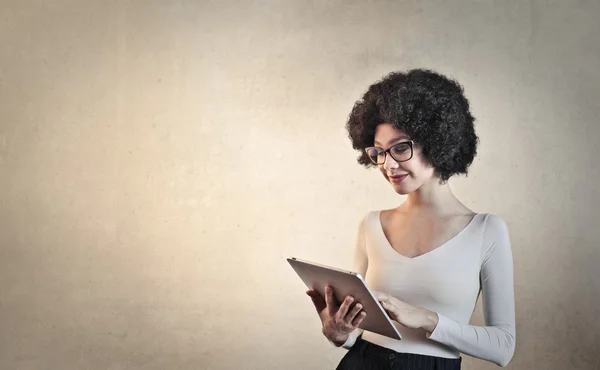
[288,257,402,340]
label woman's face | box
[372,123,436,195]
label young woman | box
[307,69,516,369]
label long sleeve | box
[426,214,516,367]
[331,213,369,349]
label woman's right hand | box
[306,285,367,346]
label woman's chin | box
[391,183,410,195]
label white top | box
[339,210,516,367]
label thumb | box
[306,290,327,313]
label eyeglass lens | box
[366,142,412,164]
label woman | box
[307,69,516,369]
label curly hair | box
[346,69,479,183]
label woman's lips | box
[389,174,408,184]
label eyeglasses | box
[364,141,416,165]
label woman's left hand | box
[372,291,439,332]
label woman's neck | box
[400,179,467,217]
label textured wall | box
[1,1,599,369]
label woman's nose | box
[383,153,399,170]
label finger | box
[335,295,354,322]
[345,301,364,322]
[380,301,396,319]
[324,285,338,316]
[372,290,387,302]
[381,300,393,311]
[352,310,367,326]
[306,290,326,313]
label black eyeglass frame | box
[364,140,417,165]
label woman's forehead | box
[374,123,409,145]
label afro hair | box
[346,68,479,183]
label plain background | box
[1,1,599,369]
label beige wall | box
[1,1,599,369]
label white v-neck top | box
[339,210,516,367]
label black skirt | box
[336,336,462,370]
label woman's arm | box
[425,214,516,367]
